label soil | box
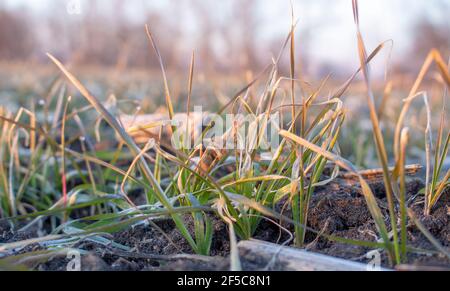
[0,176,448,271]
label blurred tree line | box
[0,0,266,73]
[0,0,448,75]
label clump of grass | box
[352,0,401,264]
[46,53,216,257]
[0,1,449,271]
[392,51,449,216]
[350,0,450,265]
[426,89,449,215]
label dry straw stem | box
[145,25,174,121]
[5,107,38,216]
[352,0,399,264]
[289,1,296,133]
[398,92,434,214]
[427,69,450,214]
[61,96,72,207]
[399,128,409,261]
[394,49,450,161]
[186,51,195,138]
[423,93,432,214]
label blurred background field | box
[1,0,448,168]
[1,0,449,73]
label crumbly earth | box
[0,177,448,271]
